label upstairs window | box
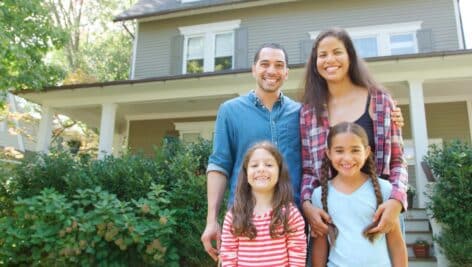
[309,21,422,58]
[179,20,240,74]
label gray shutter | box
[234,27,248,69]
[416,29,433,53]
[170,35,184,75]
[300,39,314,64]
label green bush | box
[425,140,472,267]
[0,137,218,266]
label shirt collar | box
[249,90,285,107]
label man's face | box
[252,48,289,93]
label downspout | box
[456,0,467,49]
[121,21,137,79]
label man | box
[201,43,301,261]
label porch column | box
[407,80,429,208]
[35,106,54,153]
[98,103,117,159]
[467,99,472,142]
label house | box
[16,0,471,264]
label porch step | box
[405,208,437,267]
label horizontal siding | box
[134,0,460,78]
[400,101,470,142]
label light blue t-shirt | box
[207,90,302,205]
[312,178,393,267]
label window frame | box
[179,20,240,74]
[309,21,422,58]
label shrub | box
[0,137,218,266]
[425,140,472,267]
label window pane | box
[353,37,378,58]
[214,56,232,71]
[182,133,200,143]
[187,37,204,59]
[390,34,415,55]
[215,33,233,57]
[187,59,204,73]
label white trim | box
[180,20,239,74]
[408,80,429,208]
[453,0,465,49]
[395,95,472,105]
[35,106,54,153]
[125,110,217,121]
[181,0,201,3]
[309,21,422,57]
[178,20,241,35]
[130,23,139,79]
[7,94,25,152]
[467,99,472,142]
[174,121,215,141]
[98,103,117,159]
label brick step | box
[405,218,431,232]
[405,208,429,220]
[405,231,433,244]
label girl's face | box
[247,148,279,193]
[326,132,370,178]
[316,36,350,84]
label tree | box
[0,0,67,95]
[46,0,135,83]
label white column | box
[35,106,54,153]
[98,103,117,159]
[466,99,472,142]
[408,80,429,208]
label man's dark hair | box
[253,43,288,65]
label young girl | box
[219,141,306,267]
[311,122,407,267]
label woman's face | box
[316,36,350,84]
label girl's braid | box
[365,154,383,208]
[320,156,331,213]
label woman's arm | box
[311,235,329,267]
[386,219,408,267]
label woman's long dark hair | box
[231,141,294,239]
[301,27,382,121]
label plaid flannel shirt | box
[300,89,408,210]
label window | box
[179,20,240,74]
[309,21,422,58]
[174,121,215,143]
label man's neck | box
[255,88,281,110]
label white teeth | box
[326,66,339,72]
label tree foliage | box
[0,0,68,93]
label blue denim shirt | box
[207,90,301,206]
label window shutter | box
[300,39,314,63]
[416,29,433,53]
[170,35,184,75]
[234,27,248,69]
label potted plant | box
[407,184,416,208]
[412,239,430,258]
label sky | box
[460,0,472,48]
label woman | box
[300,28,408,241]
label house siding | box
[400,101,471,142]
[133,0,460,79]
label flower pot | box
[413,243,430,258]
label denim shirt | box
[207,90,302,205]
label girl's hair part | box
[300,27,383,121]
[320,122,383,213]
[231,141,294,239]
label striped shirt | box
[300,89,409,209]
[220,204,307,267]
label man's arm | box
[201,171,227,261]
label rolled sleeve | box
[208,104,234,178]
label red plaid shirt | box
[300,89,408,209]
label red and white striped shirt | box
[220,204,306,267]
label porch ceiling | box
[18,51,472,130]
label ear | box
[251,64,257,78]
[284,67,289,80]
